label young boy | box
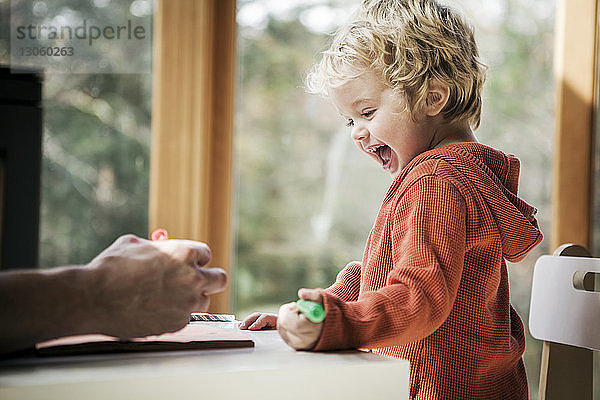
[240,0,542,398]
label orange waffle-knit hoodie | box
[313,142,542,400]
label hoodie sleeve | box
[324,261,361,302]
[313,174,467,351]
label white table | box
[0,325,410,400]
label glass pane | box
[234,1,554,398]
[40,72,151,266]
[1,1,152,267]
[234,0,378,314]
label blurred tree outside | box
[234,1,555,399]
[0,0,152,267]
[40,71,151,266]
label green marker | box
[296,299,325,323]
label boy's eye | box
[346,119,354,127]
[361,109,375,118]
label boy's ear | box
[425,80,450,117]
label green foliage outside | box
[0,1,152,266]
[39,72,151,266]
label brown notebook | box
[35,324,254,356]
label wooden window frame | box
[552,0,598,251]
[150,0,236,313]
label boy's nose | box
[351,125,369,142]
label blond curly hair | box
[306,0,487,129]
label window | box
[40,72,151,266]
[3,1,153,267]
[234,0,382,315]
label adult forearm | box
[0,266,95,354]
[0,235,226,355]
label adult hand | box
[277,288,323,350]
[86,234,226,339]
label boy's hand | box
[277,288,324,350]
[239,312,278,330]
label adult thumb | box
[197,267,228,295]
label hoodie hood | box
[388,142,543,262]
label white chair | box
[529,244,598,400]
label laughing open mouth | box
[367,144,392,168]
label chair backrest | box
[529,245,597,400]
[529,255,600,350]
